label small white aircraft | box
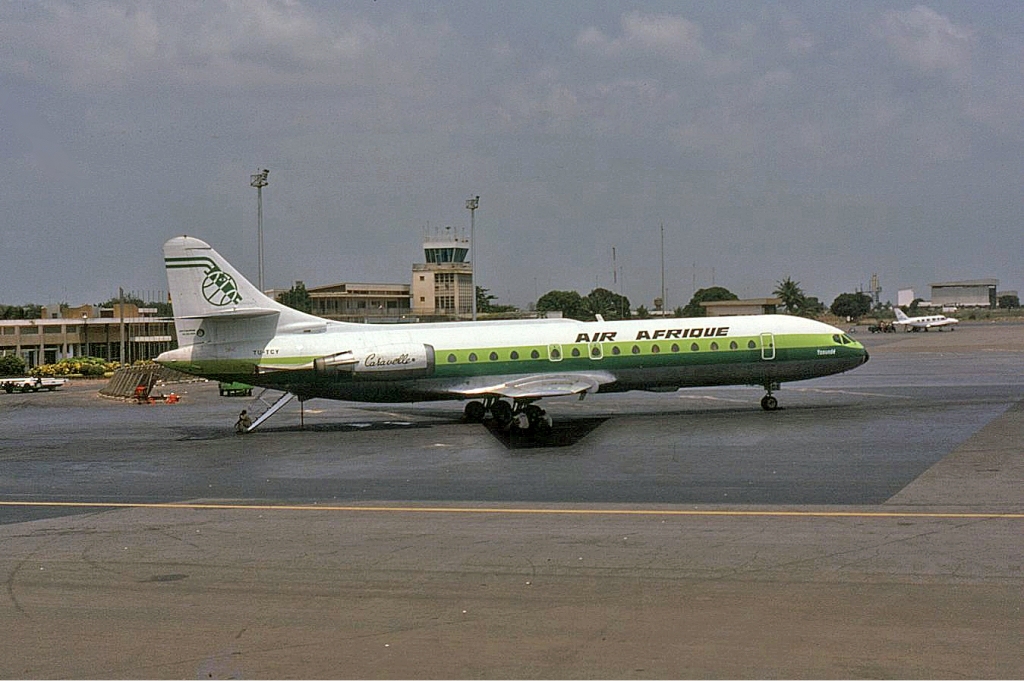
[893,307,959,331]
[156,236,869,432]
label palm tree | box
[773,277,807,315]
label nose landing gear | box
[760,381,780,411]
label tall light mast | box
[660,222,666,315]
[465,195,480,320]
[250,168,269,291]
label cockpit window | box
[841,335,853,344]
[832,334,842,344]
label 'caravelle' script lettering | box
[363,352,417,368]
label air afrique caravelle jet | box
[155,236,869,432]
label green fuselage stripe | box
[166,333,862,379]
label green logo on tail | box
[202,267,243,306]
[166,255,244,307]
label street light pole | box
[465,195,479,321]
[81,312,89,358]
[660,222,666,316]
[250,168,270,292]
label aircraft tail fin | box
[893,308,910,322]
[163,236,326,346]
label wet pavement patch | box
[140,573,188,583]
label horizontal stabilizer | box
[177,307,280,320]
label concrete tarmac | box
[0,323,1021,678]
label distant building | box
[411,228,474,319]
[897,289,916,307]
[702,298,780,317]
[304,228,475,322]
[0,317,175,367]
[40,303,160,320]
[930,280,998,308]
[307,282,411,322]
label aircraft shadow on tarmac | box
[178,415,608,448]
[261,421,435,434]
[176,421,434,440]
[481,417,609,449]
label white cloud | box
[576,11,704,62]
[0,1,450,90]
[0,3,1022,306]
[876,5,973,76]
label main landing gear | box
[760,381,780,411]
[464,397,552,433]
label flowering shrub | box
[30,358,121,377]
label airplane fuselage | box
[158,314,868,403]
[155,235,869,430]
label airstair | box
[242,388,296,432]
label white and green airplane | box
[156,236,869,432]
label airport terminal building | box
[0,310,175,368]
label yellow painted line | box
[0,501,1021,519]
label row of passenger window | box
[445,339,761,363]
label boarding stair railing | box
[242,388,295,432]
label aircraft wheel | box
[524,404,552,433]
[464,400,486,422]
[760,395,778,411]
[511,412,530,431]
[490,400,513,426]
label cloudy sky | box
[2,1,1022,311]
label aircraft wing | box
[453,371,617,400]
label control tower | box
[411,227,473,318]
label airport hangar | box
[930,279,999,308]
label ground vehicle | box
[1,377,67,393]
[218,381,253,397]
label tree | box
[773,277,807,315]
[536,290,590,320]
[476,287,517,314]
[99,293,173,317]
[99,293,145,309]
[681,286,738,318]
[830,292,872,320]
[635,304,650,319]
[276,282,312,313]
[801,296,826,316]
[0,354,26,376]
[586,288,631,320]
[998,294,1020,309]
[535,288,631,321]
[0,304,43,320]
